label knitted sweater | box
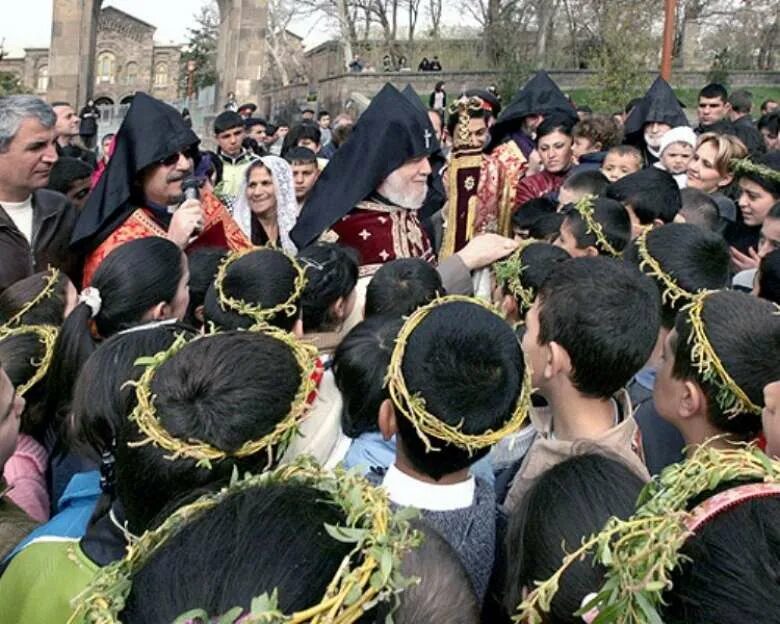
[3,433,49,522]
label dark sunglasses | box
[159,150,193,167]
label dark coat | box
[0,190,82,291]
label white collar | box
[381,464,475,512]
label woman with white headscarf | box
[232,156,299,253]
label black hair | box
[116,331,302,533]
[45,237,185,442]
[298,242,358,333]
[606,167,681,224]
[528,212,565,242]
[537,257,660,398]
[396,301,524,480]
[0,331,51,443]
[183,248,226,329]
[284,146,318,165]
[333,315,402,438]
[504,453,646,623]
[662,495,780,623]
[501,243,571,311]
[50,101,71,109]
[536,114,575,140]
[624,223,730,329]
[737,151,780,198]
[47,156,94,194]
[281,123,322,156]
[679,188,722,232]
[244,117,267,130]
[671,290,780,438]
[728,89,752,114]
[203,248,301,332]
[213,111,244,135]
[198,150,224,187]
[561,170,609,197]
[698,83,728,102]
[317,110,330,119]
[121,484,357,623]
[562,197,631,255]
[365,258,443,319]
[758,248,780,305]
[758,112,780,137]
[0,270,71,326]
[512,197,557,231]
[446,107,486,137]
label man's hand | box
[168,199,204,248]
[730,245,760,272]
[456,233,519,270]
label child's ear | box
[292,318,304,338]
[593,141,603,152]
[501,294,518,320]
[679,380,706,420]
[584,245,599,257]
[330,296,347,322]
[546,341,572,379]
[194,304,205,324]
[653,218,665,229]
[378,399,398,441]
[147,301,168,321]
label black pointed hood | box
[490,71,577,144]
[290,83,439,248]
[71,92,200,252]
[624,76,689,136]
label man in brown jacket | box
[0,95,81,291]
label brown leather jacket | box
[0,190,82,291]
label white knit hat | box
[658,126,697,156]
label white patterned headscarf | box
[232,156,299,254]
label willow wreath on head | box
[2,267,62,328]
[385,294,534,455]
[0,323,59,396]
[635,226,698,306]
[68,458,422,624]
[493,241,537,314]
[570,195,623,258]
[730,157,780,184]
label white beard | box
[377,169,428,209]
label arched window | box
[154,63,168,87]
[125,62,138,85]
[36,66,48,92]
[97,52,116,84]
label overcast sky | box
[2,0,329,56]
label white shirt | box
[381,463,475,512]
[1,196,33,243]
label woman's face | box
[687,141,730,193]
[246,166,276,217]
[737,178,777,227]
[538,130,573,174]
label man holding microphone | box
[71,93,249,285]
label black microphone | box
[182,176,200,201]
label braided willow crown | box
[127,327,318,470]
[0,324,59,396]
[570,195,623,258]
[730,157,780,184]
[68,459,422,624]
[493,241,537,313]
[635,226,698,306]
[2,266,61,327]
[385,295,533,455]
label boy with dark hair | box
[654,290,780,454]
[600,144,643,183]
[284,146,320,210]
[606,166,681,237]
[213,110,259,206]
[728,89,765,155]
[557,169,609,206]
[758,111,780,151]
[696,83,731,133]
[318,110,332,146]
[511,197,557,239]
[282,123,322,156]
[676,187,722,232]
[378,298,532,601]
[365,258,443,318]
[46,156,94,210]
[503,257,660,510]
[623,223,731,472]
[570,115,622,173]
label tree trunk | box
[336,0,356,69]
[534,0,558,69]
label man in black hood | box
[72,92,249,284]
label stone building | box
[0,6,181,104]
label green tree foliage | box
[179,2,220,96]
[0,72,27,96]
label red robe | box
[82,190,250,285]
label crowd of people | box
[0,68,778,624]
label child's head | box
[734,152,780,227]
[512,197,557,239]
[657,126,696,175]
[333,315,403,438]
[600,145,643,183]
[284,146,320,204]
[624,223,730,330]
[654,290,780,447]
[606,166,682,236]
[495,242,571,323]
[756,248,780,304]
[0,268,76,326]
[381,299,530,481]
[298,242,358,333]
[758,111,780,151]
[365,258,443,319]
[0,365,25,471]
[676,188,722,232]
[115,331,313,533]
[528,212,566,242]
[183,247,226,329]
[203,248,304,334]
[758,202,780,259]
[557,170,609,207]
[556,197,631,258]
[504,453,646,623]
[524,257,660,399]
[571,115,622,161]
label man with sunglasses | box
[71,93,250,285]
